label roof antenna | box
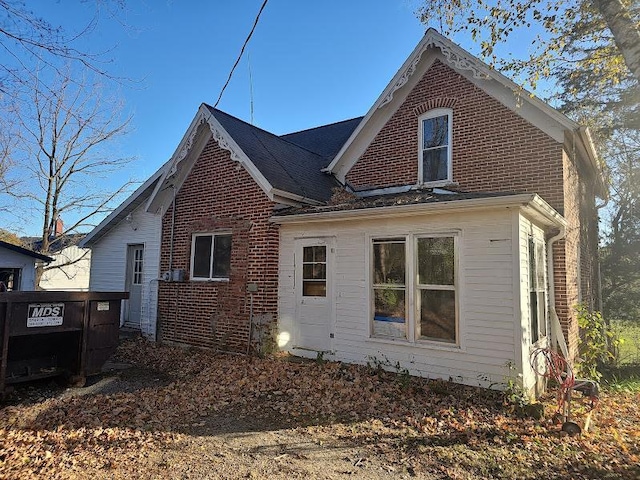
[248,51,255,125]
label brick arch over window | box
[413,98,458,117]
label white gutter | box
[547,225,569,359]
[271,193,550,224]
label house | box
[88,29,604,394]
[0,240,53,291]
[23,225,91,291]
[79,165,168,339]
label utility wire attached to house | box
[213,0,269,109]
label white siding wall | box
[0,249,38,290]
[278,208,522,389]
[88,204,162,339]
[39,246,91,291]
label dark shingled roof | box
[280,117,363,159]
[273,189,526,216]
[206,105,359,203]
[23,234,86,253]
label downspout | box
[547,225,569,359]
[168,184,177,274]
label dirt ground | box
[1,337,638,479]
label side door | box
[294,238,334,352]
[124,244,144,329]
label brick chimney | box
[54,217,64,237]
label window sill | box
[190,277,230,283]
[366,335,462,352]
[529,336,549,350]
[417,180,458,189]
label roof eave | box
[80,166,166,247]
[270,193,565,225]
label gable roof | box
[281,117,363,159]
[325,29,604,195]
[147,105,359,211]
[209,106,343,203]
[80,162,169,247]
[0,240,53,262]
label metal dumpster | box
[0,291,129,395]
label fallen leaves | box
[0,337,638,479]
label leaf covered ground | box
[1,338,638,479]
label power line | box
[213,0,268,109]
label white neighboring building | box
[37,237,91,291]
[0,240,52,291]
[80,166,167,339]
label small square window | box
[191,233,232,280]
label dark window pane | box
[422,115,448,149]
[418,237,454,285]
[373,241,405,285]
[372,288,406,338]
[422,147,448,182]
[303,281,326,297]
[530,291,539,343]
[212,235,231,278]
[303,245,326,262]
[419,289,456,342]
[193,236,212,278]
[303,263,326,280]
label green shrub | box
[576,304,621,381]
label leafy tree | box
[417,0,639,87]
[600,131,640,322]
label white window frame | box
[368,231,460,348]
[528,234,548,344]
[190,232,232,281]
[414,234,459,345]
[418,108,453,186]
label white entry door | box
[124,244,144,329]
[294,238,333,352]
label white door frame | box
[293,236,335,354]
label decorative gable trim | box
[413,98,458,117]
[379,35,489,109]
[326,29,600,188]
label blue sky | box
[7,1,543,235]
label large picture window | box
[419,109,452,184]
[371,234,458,345]
[190,233,232,280]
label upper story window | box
[419,108,452,184]
[190,233,232,281]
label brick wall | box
[346,59,597,360]
[157,136,279,352]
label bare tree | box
[0,1,130,199]
[11,70,134,285]
[0,0,126,95]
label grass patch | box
[612,320,640,364]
